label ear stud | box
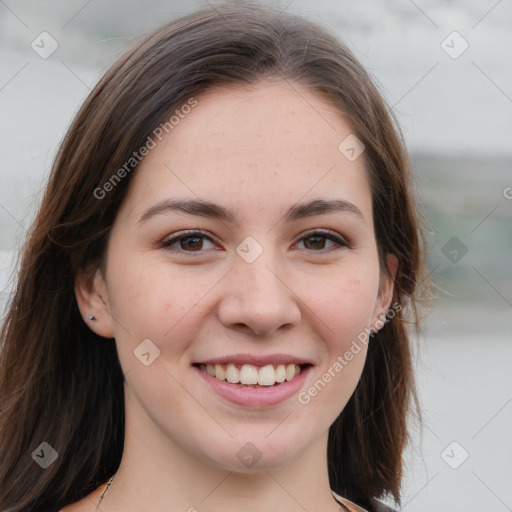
[89,315,96,321]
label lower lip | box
[193,365,312,408]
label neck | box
[99,390,341,512]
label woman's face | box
[79,80,395,473]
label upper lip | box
[194,353,313,366]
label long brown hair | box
[0,3,429,511]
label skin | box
[71,80,397,512]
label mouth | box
[193,362,311,387]
[192,356,313,407]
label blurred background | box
[0,0,511,510]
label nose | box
[217,248,301,338]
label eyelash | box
[160,229,350,255]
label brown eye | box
[303,235,328,250]
[296,230,349,252]
[177,236,204,251]
[161,231,215,253]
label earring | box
[89,315,96,321]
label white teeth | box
[275,364,286,382]
[199,362,303,386]
[226,363,239,383]
[285,363,296,382]
[257,365,276,386]
[240,364,259,385]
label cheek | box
[104,249,199,357]
[303,263,380,346]
[296,270,375,419]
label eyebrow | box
[138,197,365,225]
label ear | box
[74,266,115,339]
[371,253,399,333]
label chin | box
[197,430,314,473]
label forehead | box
[121,80,372,222]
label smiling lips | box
[198,363,303,387]
[194,356,313,407]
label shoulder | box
[332,491,398,512]
[332,491,368,512]
[369,497,398,512]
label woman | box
[0,3,429,511]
